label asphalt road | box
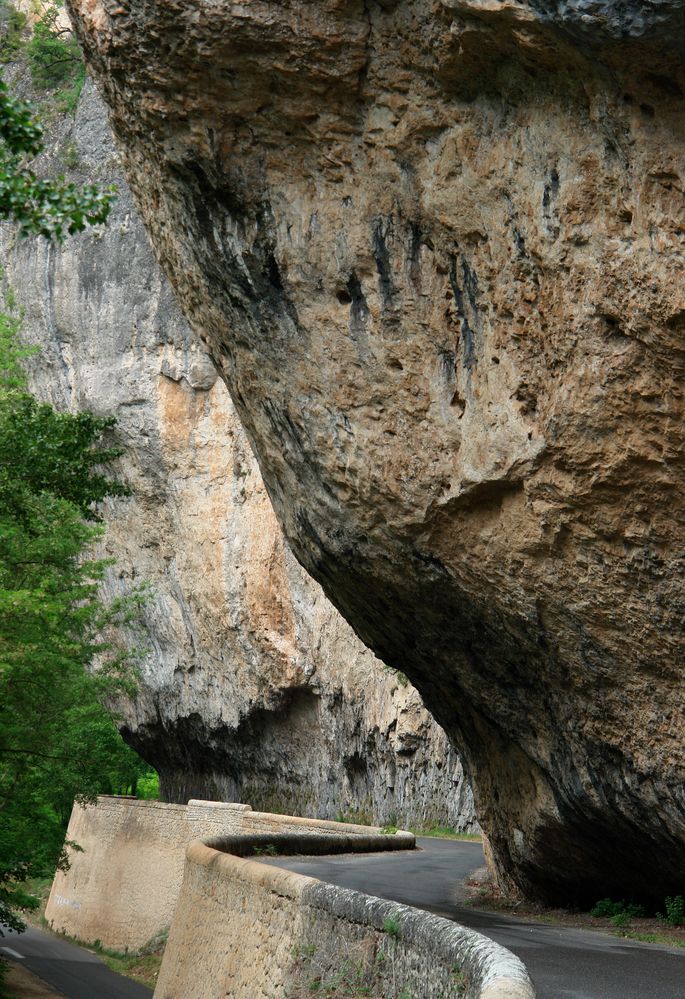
[270,838,685,999]
[0,924,151,998]
[3,841,683,998]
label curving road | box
[3,840,683,998]
[270,838,685,999]
[0,924,151,998]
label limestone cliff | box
[65,0,685,903]
[0,75,475,829]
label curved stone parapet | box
[46,797,404,953]
[155,832,535,999]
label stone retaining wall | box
[45,796,386,951]
[155,834,535,999]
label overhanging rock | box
[66,0,685,904]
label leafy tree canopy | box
[0,80,113,238]
[0,313,150,935]
[0,2,114,239]
[27,10,82,91]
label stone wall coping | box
[187,799,252,811]
[226,809,388,835]
[93,796,188,812]
[92,796,388,837]
[89,797,399,835]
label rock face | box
[0,76,475,830]
[65,0,685,904]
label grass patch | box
[382,917,400,938]
[15,876,54,932]
[52,63,85,116]
[628,931,685,948]
[56,931,165,989]
[97,949,161,988]
[590,898,646,928]
[410,825,481,842]
[334,809,374,827]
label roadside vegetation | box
[334,812,480,842]
[0,300,154,947]
[0,7,138,967]
[335,808,375,827]
[58,930,166,990]
[95,945,164,990]
[0,22,156,993]
[410,824,481,842]
[465,872,685,949]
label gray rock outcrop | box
[0,75,476,830]
[65,0,685,903]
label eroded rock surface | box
[0,77,475,830]
[66,0,684,903]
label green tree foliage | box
[0,81,113,237]
[26,4,83,91]
[0,1,114,239]
[0,1,28,64]
[0,313,150,934]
